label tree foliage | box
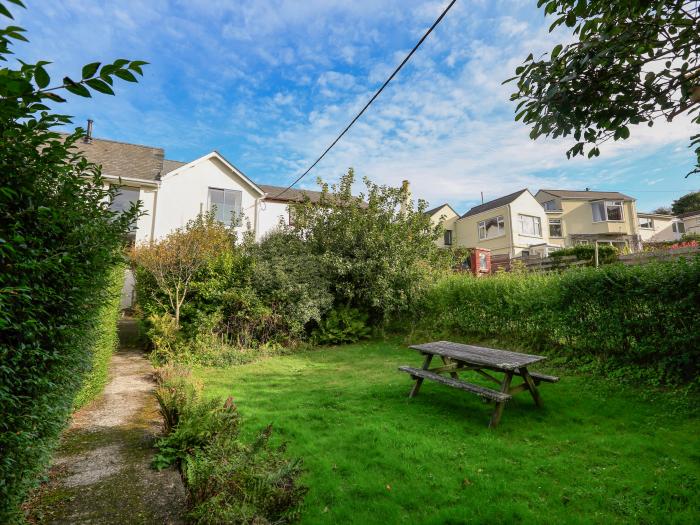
[290,169,448,323]
[671,189,700,213]
[507,0,700,175]
[0,1,145,519]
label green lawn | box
[194,341,699,525]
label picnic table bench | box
[399,341,559,427]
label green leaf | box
[0,3,14,19]
[81,62,100,80]
[86,77,114,95]
[63,77,91,98]
[551,44,563,59]
[34,65,49,89]
[114,69,137,82]
[42,92,66,103]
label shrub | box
[152,366,306,523]
[0,3,145,517]
[312,306,371,345]
[549,244,618,263]
[415,256,700,385]
[290,169,449,324]
[73,265,125,409]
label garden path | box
[26,319,187,524]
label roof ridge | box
[59,131,164,153]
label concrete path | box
[27,319,187,524]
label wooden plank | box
[475,369,502,385]
[514,370,559,383]
[408,354,432,398]
[520,368,543,408]
[398,366,511,402]
[409,341,545,370]
[440,355,460,380]
[489,372,513,428]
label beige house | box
[637,212,684,242]
[427,189,557,257]
[534,189,642,252]
[678,210,700,236]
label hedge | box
[416,257,700,385]
[73,266,124,409]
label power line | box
[265,0,458,201]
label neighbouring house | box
[637,212,684,242]
[534,189,642,252]
[425,203,459,248]
[426,189,557,257]
[678,209,700,236]
[71,126,324,244]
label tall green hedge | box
[73,266,124,410]
[417,257,700,385]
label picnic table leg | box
[408,353,433,398]
[488,371,513,428]
[440,356,460,379]
[519,367,543,408]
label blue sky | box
[15,0,699,213]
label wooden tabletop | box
[409,341,545,371]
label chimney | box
[400,180,411,213]
[84,119,93,144]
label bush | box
[550,244,618,263]
[73,265,125,409]
[415,257,700,385]
[0,4,143,516]
[152,366,306,524]
[312,306,371,345]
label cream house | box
[678,210,700,236]
[72,130,324,244]
[534,189,642,252]
[425,203,459,248]
[427,189,556,257]
[637,212,684,242]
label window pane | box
[482,215,504,239]
[444,230,452,245]
[109,186,140,232]
[549,219,562,237]
[592,202,605,221]
[606,201,623,221]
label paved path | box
[27,319,187,524]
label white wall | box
[684,214,700,235]
[135,188,156,243]
[152,156,260,241]
[257,200,289,240]
[510,192,550,256]
[638,215,681,242]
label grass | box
[194,340,700,525]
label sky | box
[13,0,700,213]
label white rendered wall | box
[153,157,260,241]
[135,188,156,243]
[257,200,289,240]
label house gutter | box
[507,203,514,257]
[102,174,160,188]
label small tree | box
[671,190,700,214]
[507,1,700,175]
[132,213,234,328]
[290,169,447,322]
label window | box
[208,187,242,225]
[542,199,559,211]
[672,221,685,234]
[592,200,624,222]
[521,250,530,257]
[519,214,542,237]
[639,217,654,229]
[109,186,140,239]
[478,215,504,240]
[549,218,562,237]
[444,229,453,246]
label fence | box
[518,245,700,273]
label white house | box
[678,210,700,236]
[637,212,684,242]
[72,130,324,244]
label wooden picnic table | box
[399,341,559,428]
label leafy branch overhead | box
[0,0,147,108]
[506,0,700,175]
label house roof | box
[162,159,186,174]
[637,212,677,219]
[538,189,635,201]
[69,135,164,181]
[677,209,700,219]
[259,184,325,203]
[424,203,458,217]
[461,189,529,218]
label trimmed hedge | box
[73,266,124,409]
[416,257,700,385]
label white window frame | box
[672,221,685,234]
[548,218,562,238]
[208,187,243,225]
[444,229,453,246]
[542,199,559,211]
[639,217,654,229]
[518,214,542,237]
[592,200,624,222]
[478,215,505,240]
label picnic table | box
[399,341,559,428]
